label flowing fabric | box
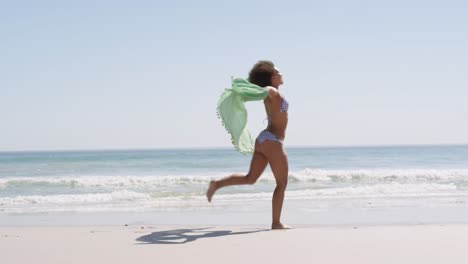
[217,78,269,155]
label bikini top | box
[267,96,289,122]
[280,96,289,113]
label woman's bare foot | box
[271,222,291,230]
[206,181,217,202]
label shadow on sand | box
[136,227,268,244]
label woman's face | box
[271,67,284,88]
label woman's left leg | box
[259,141,289,229]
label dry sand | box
[1,224,468,264]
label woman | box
[207,60,290,229]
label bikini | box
[257,96,289,144]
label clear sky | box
[1,0,467,151]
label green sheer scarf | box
[217,78,269,155]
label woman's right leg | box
[206,141,268,202]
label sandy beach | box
[2,224,468,264]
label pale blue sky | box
[1,0,467,151]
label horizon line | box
[1,143,468,153]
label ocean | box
[1,145,467,226]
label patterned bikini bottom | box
[257,130,283,144]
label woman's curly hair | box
[248,60,275,87]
